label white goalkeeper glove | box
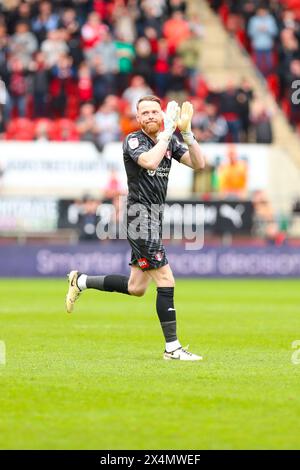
[178,101,195,145]
[157,100,180,143]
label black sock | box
[86,275,130,295]
[156,287,177,343]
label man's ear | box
[136,113,140,123]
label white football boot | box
[163,346,203,361]
[65,270,81,313]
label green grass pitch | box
[0,278,300,450]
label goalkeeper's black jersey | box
[123,130,186,208]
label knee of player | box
[159,275,175,288]
[128,285,147,297]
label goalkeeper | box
[66,96,206,361]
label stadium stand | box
[0,0,263,145]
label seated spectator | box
[217,80,242,143]
[76,101,100,150]
[95,94,121,148]
[34,120,51,141]
[236,78,254,142]
[248,6,278,77]
[192,102,228,143]
[122,75,152,114]
[9,20,38,68]
[77,194,100,241]
[218,145,248,199]
[252,190,281,244]
[250,99,273,143]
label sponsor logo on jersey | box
[128,137,139,149]
[147,167,170,177]
[138,257,150,269]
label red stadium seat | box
[5,118,35,141]
[49,118,79,141]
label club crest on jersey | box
[155,252,163,261]
[128,137,139,149]
[165,150,171,159]
[138,257,150,269]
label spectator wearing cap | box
[248,6,278,77]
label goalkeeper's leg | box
[65,266,151,313]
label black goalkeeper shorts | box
[127,234,168,271]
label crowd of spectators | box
[0,0,273,145]
[209,0,300,131]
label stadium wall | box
[1,243,300,278]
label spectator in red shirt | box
[154,38,171,97]
[81,11,108,54]
[77,61,93,103]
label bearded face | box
[136,100,163,136]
